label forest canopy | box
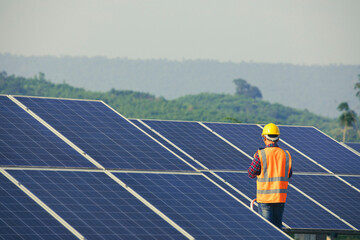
[0,71,353,142]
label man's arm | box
[248,151,261,178]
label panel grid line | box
[289,183,358,230]
[7,95,105,170]
[137,119,208,170]
[212,172,356,231]
[206,171,294,229]
[341,142,360,155]
[199,122,253,159]
[257,124,340,174]
[200,172,293,238]
[256,124,334,174]
[313,127,360,158]
[101,104,200,171]
[3,168,195,239]
[198,122,358,230]
[136,120,293,229]
[4,95,358,236]
[209,171,294,229]
[0,168,85,239]
[8,96,200,239]
[255,125,360,193]
[133,120,295,231]
[1,167,202,175]
[104,170,195,240]
[278,139,333,174]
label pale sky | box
[0,0,359,65]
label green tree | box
[354,74,360,99]
[223,117,241,123]
[233,78,262,99]
[337,102,357,142]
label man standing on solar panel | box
[248,123,292,229]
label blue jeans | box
[258,203,285,229]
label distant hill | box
[1,71,353,142]
[0,53,359,118]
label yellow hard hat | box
[262,123,280,136]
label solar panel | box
[279,126,360,174]
[141,120,250,170]
[333,176,360,193]
[7,170,187,240]
[14,97,194,171]
[0,172,77,240]
[0,96,94,168]
[2,95,359,237]
[204,123,326,173]
[290,175,360,229]
[114,172,291,239]
[345,142,360,154]
[130,119,203,169]
[213,172,352,230]
[200,171,253,205]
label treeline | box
[1,53,359,118]
[0,71,352,141]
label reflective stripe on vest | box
[257,189,288,194]
[257,148,291,203]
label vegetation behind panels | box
[0,71,359,142]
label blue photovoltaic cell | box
[340,176,360,190]
[142,120,250,170]
[214,172,352,230]
[341,176,360,189]
[130,119,203,169]
[8,170,186,240]
[0,172,76,240]
[0,96,94,168]
[200,172,251,204]
[115,172,290,240]
[204,123,326,173]
[290,175,360,229]
[15,97,193,171]
[279,126,360,174]
[345,142,360,154]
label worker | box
[248,123,292,229]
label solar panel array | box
[1,94,359,239]
[15,97,192,171]
[0,96,93,168]
[204,123,326,173]
[212,172,353,230]
[278,126,360,174]
[345,142,360,154]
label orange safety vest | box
[256,147,292,203]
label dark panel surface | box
[340,176,360,190]
[130,119,203,169]
[215,172,352,230]
[15,97,193,171]
[204,123,326,173]
[290,175,360,229]
[345,142,360,154]
[279,126,360,174]
[142,120,250,170]
[0,96,93,168]
[8,170,185,240]
[115,172,290,239]
[0,172,76,240]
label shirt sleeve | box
[288,151,292,178]
[248,151,261,178]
